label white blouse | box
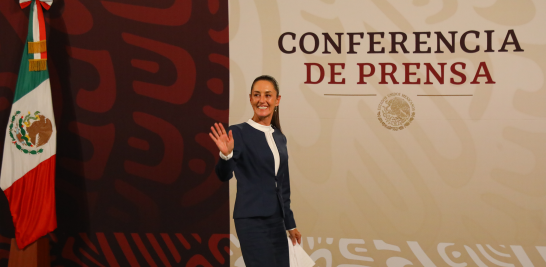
[219,119,280,176]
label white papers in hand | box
[287,237,315,267]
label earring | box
[275,106,278,112]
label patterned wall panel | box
[0,0,229,265]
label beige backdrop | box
[228,0,546,266]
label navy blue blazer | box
[215,122,296,230]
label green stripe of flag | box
[13,0,48,103]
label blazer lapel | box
[272,130,286,173]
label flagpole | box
[8,237,50,267]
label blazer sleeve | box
[282,136,297,229]
[215,126,242,182]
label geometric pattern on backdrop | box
[0,0,229,265]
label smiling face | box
[249,80,281,124]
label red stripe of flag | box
[35,0,47,59]
[3,155,56,249]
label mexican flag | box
[0,0,56,249]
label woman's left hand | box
[288,228,301,246]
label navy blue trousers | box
[234,203,289,267]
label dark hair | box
[251,75,282,132]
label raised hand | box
[209,123,234,156]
